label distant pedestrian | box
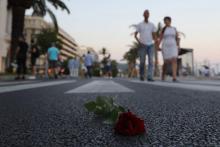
[81,63,87,78]
[159,16,180,82]
[105,54,112,78]
[73,57,80,78]
[44,55,49,79]
[15,36,29,80]
[30,44,40,78]
[134,10,158,81]
[80,55,87,78]
[58,56,65,78]
[130,63,138,79]
[84,51,93,78]
[68,58,75,77]
[47,43,60,79]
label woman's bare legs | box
[171,58,177,81]
[162,60,168,81]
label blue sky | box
[41,0,220,63]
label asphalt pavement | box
[0,78,220,147]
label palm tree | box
[124,42,139,63]
[99,47,109,58]
[35,28,63,54]
[32,0,70,30]
[8,0,70,66]
[99,47,110,75]
[123,42,139,77]
[8,0,32,67]
[154,22,162,77]
[99,48,109,65]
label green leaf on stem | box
[84,96,126,124]
[84,101,97,112]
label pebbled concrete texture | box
[0,79,220,146]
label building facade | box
[0,0,12,73]
[57,28,80,60]
[24,16,81,60]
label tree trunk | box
[9,6,26,65]
[8,0,32,69]
[8,0,32,8]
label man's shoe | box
[15,77,20,80]
[173,79,179,83]
[140,77,144,81]
[147,79,155,82]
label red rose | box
[114,111,145,136]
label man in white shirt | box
[134,10,158,81]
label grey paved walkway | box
[131,79,220,92]
[0,78,220,146]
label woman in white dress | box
[159,16,180,82]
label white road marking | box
[65,80,134,94]
[131,80,220,92]
[181,80,220,86]
[0,81,40,86]
[0,80,75,94]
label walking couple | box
[135,10,180,82]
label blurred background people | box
[84,51,93,78]
[68,57,75,78]
[105,54,112,79]
[74,57,80,78]
[15,36,29,80]
[30,44,40,79]
[47,43,60,79]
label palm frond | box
[129,24,138,36]
[129,24,137,29]
[156,22,162,37]
[46,8,59,32]
[32,0,70,32]
[47,0,70,13]
[32,0,47,16]
[178,31,186,38]
[123,41,139,63]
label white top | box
[161,27,178,60]
[136,21,157,45]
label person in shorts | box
[105,54,112,79]
[47,43,60,79]
[15,36,29,80]
[84,51,93,78]
[30,44,40,77]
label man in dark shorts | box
[15,36,29,80]
[30,44,40,77]
[84,51,93,78]
[104,54,112,78]
[47,43,60,79]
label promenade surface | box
[0,78,220,146]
